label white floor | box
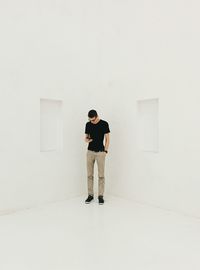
[0,195,200,270]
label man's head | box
[88,109,99,124]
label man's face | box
[89,116,97,123]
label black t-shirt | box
[85,119,110,151]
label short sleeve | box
[104,122,110,134]
[85,123,89,134]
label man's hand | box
[85,135,93,143]
[85,138,93,143]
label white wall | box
[0,0,101,213]
[1,0,200,219]
[95,0,200,218]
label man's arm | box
[85,134,93,143]
[104,133,110,151]
[85,134,88,142]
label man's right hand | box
[85,138,93,143]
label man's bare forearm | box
[105,139,110,151]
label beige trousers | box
[86,150,106,197]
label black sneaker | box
[85,195,94,204]
[98,196,104,205]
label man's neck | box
[93,118,100,124]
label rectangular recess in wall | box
[137,98,159,152]
[40,98,63,152]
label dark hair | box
[88,110,98,118]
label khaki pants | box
[86,150,106,197]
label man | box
[84,109,110,205]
